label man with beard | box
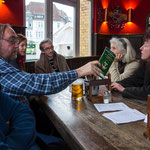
[0,23,101,149]
[0,24,101,104]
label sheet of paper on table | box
[144,114,147,123]
[102,109,146,124]
[94,102,130,112]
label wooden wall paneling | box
[25,56,100,73]
[25,61,35,73]
[92,33,98,56]
[12,25,26,35]
[66,56,100,70]
[93,34,144,59]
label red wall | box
[0,0,23,26]
[94,0,150,34]
[0,0,149,33]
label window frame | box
[45,0,80,57]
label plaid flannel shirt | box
[0,57,77,104]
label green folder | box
[99,47,116,79]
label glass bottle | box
[103,91,109,104]
[108,90,112,102]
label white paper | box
[94,102,130,112]
[144,114,147,123]
[102,109,146,124]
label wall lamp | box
[128,8,132,22]
[0,0,5,3]
[104,8,108,22]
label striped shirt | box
[49,58,59,72]
[0,57,77,104]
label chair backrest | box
[147,95,150,140]
[88,74,111,103]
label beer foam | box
[72,79,83,85]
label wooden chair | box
[88,74,111,103]
[147,95,150,140]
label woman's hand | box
[114,53,122,62]
[111,82,125,92]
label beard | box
[9,48,18,61]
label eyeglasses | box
[0,38,19,45]
[43,46,54,51]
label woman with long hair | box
[109,37,139,82]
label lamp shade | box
[104,8,108,22]
[128,8,132,22]
[0,0,5,3]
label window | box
[25,0,80,60]
[46,0,80,57]
[26,31,28,37]
[25,0,45,60]
[30,31,32,38]
[52,2,75,57]
[41,31,43,38]
[57,22,60,28]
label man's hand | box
[111,82,125,92]
[76,60,101,78]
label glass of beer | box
[72,79,83,101]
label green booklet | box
[99,47,116,79]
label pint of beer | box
[72,79,83,100]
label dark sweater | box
[118,62,150,100]
[0,92,40,150]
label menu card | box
[99,47,116,79]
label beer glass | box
[72,79,83,100]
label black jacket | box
[118,62,150,100]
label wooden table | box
[40,87,150,150]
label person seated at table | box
[0,23,101,104]
[35,38,70,73]
[111,28,150,100]
[8,33,55,135]
[0,91,40,150]
[0,88,70,150]
[9,33,27,71]
[108,37,139,82]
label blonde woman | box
[109,37,139,82]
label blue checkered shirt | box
[0,57,77,104]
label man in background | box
[35,39,69,73]
[0,23,101,104]
[0,23,101,149]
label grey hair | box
[39,38,53,51]
[109,37,136,63]
[0,24,11,38]
[0,24,11,47]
